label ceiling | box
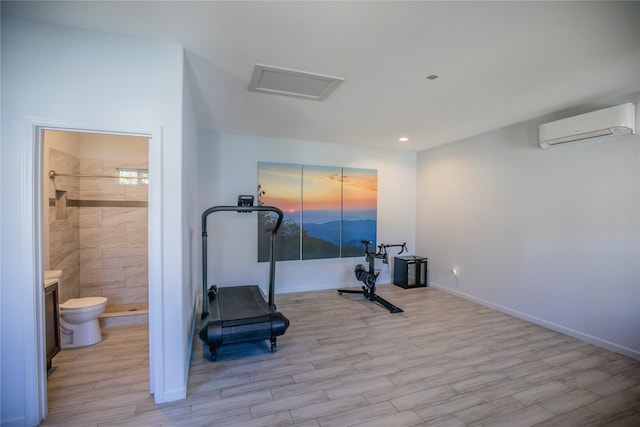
[3,1,640,151]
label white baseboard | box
[158,387,187,403]
[186,295,200,370]
[430,282,640,361]
[155,296,199,404]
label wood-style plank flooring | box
[43,286,640,426]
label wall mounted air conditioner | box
[539,102,635,149]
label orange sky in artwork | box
[302,167,341,211]
[259,163,377,212]
[342,169,377,211]
[258,163,301,212]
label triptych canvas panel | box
[257,162,377,261]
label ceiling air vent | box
[249,64,344,101]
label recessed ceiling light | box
[399,137,409,142]
[426,74,439,80]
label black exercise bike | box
[337,240,405,313]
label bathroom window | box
[117,168,149,185]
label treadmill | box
[199,198,290,361]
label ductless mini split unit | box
[539,103,636,149]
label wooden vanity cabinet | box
[45,281,61,371]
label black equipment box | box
[393,256,428,288]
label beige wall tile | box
[58,268,80,303]
[102,207,146,228]
[80,178,126,201]
[80,248,103,269]
[79,285,107,298]
[68,206,79,228]
[80,227,126,249]
[49,148,80,199]
[61,228,78,244]
[49,230,62,249]
[79,158,103,175]
[101,159,149,202]
[67,270,80,299]
[125,185,148,202]
[126,225,147,247]
[103,254,146,269]
[126,267,148,287]
[50,216,74,232]
[80,268,125,286]
[71,157,149,312]
[103,159,148,172]
[57,177,80,200]
[52,251,79,274]
[103,247,146,258]
[48,179,57,200]
[79,207,103,228]
[61,240,79,254]
[101,286,147,305]
[50,153,150,310]
[48,206,56,225]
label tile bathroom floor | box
[43,286,640,426]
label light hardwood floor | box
[44,286,640,426]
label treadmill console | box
[237,195,254,208]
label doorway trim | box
[26,116,163,423]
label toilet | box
[44,270,108,348]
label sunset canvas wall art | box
[258,162,377,261]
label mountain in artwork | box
[303,219,376,246]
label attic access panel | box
[249,64,344,101]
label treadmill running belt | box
[218,286,273,321]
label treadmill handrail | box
[201,205,284,233]
[201,205,284,316]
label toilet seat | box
[61,297,108,311]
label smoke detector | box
[249,64,344,101]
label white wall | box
[198,132,417,295]
[1,17,190,425]
[416,93,640,360]
[182,56,200,380]
[0,11,3,426]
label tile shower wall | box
[48,148,80,305]
[78,158,148,309]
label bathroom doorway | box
[42,129,151,405]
